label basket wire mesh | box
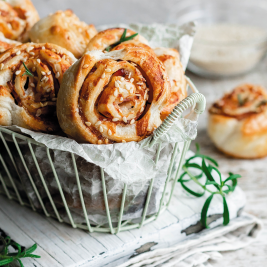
[0,77,205,234]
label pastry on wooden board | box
[208,84,267,159]
[29,9,97,58]
[0,43,76,133]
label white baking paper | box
[0,22,198,225]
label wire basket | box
[0,77,205,234]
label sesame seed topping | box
[106,68,111,72]
[112,118,119,122]
[95,121,101,126]
[125,84,131,90]
[130,89,134,94]
[41,76,46,82]
[12,66,15,71]
[0,63,4,70]
[52,49,56,52]
[101,73,105,78]
[114,90,118,97]
[55,72,60,78]
[36,109,42,117]
[130,78,134,83]
[130,119,135,124]
[7,23,12,29]
[105,139,109,144]
[141,106,144,112]
[128,73,131,78]
[136,82,143,85]
[57,58,62,62]
[120,97,123,101]
[99,126,104,133]
[98,140,102,144]
[115,81,120,87]
[47,71,51,75]
[120,77,124,81]
[122,140,126,143]
[26,47,34,53]
[16,51,21,56]
[85,122,91,126]
[123,116,127,123]
[30,83,35,87]
[108,129,112,135]
[118,87,123,93]
[83,64,89,69]
[37,59,41,63]
[62,55,66,60]
[41,71,46,76]
[131,63,137,66]
[15,70,21,75]
[29,52,35,56]
[42,46,45,50]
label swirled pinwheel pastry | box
[57,48,171,144]
[85,28,149,53]
[29,10,97,58]
[208,84,267,158]
[0,32,21,53]
[0,43,76,132]
[154,47,187,119]
[0,0,39,42]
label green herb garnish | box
[105,28,138,52]
[237,94,244,106]
[0,230,40,267]
[21,62,34,77]
[178,144,241,228]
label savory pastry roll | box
[208,84,267,158]
[0,0,39,42]
[0,32,21,53]
[57,47,171,144]
[0,43,76,132]
[154,47,187,119]
[85,28,149,52]
[29,10,97,58]
[86,28,187,119]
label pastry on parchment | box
[0,43,76,133]
[86,28,187,119]
[57,47,171,144]
[0,0,39,42]
[29,10,97,58]
[208,84,267,158]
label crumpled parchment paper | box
[0,22,198,225]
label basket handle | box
[149,77,206,147]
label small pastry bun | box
[208,84,267,159]
[29,9,97,58]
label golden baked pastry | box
[0,0,39,42]
[208,84,267,158]
[0,32,21,53]
[85,28,149,52]
[29,10,97,58]
[57,48,171,144]
[154,47,187,119]
[0,43,76,132]
[86,28,187,120]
